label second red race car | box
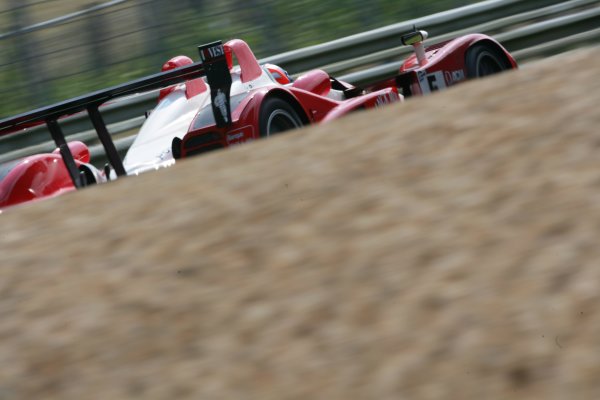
[0,28,517,210]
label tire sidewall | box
[465,44,510,79]
[258,97,303,138]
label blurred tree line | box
[0,0,481,118]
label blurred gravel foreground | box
[1,47,600,399]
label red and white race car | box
[0,29,517,210]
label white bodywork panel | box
[123,86,209,174]
[123,68,275,176]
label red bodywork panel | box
[225,39,264,83]
[159,56,208,101]
[0,141,92,209]
[0,154,77,208]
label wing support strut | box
[46,118,83,188]
[87,106,126,177]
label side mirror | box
[401,30,428,46]
[401,29,429,66]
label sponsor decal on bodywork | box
[375,91,400,107]
[214,89,229,124]
[226,126,253,145]
[445,69,466,85]
[200,43,225,62]
[226,132,244,143]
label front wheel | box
[259,97,304,138]
[465,44,511,79]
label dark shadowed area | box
[0,47,599,399]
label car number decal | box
[418,70,447,94]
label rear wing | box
[0,41,232,188]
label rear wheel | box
[259,97,304,138]
[465,44,511,78]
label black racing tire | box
[465,44,511,79]
[258,97,304,138]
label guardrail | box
[0,0,130,41]
[1,0,598,165]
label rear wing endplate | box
[199,41,232,128]
[0,41,232,189]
